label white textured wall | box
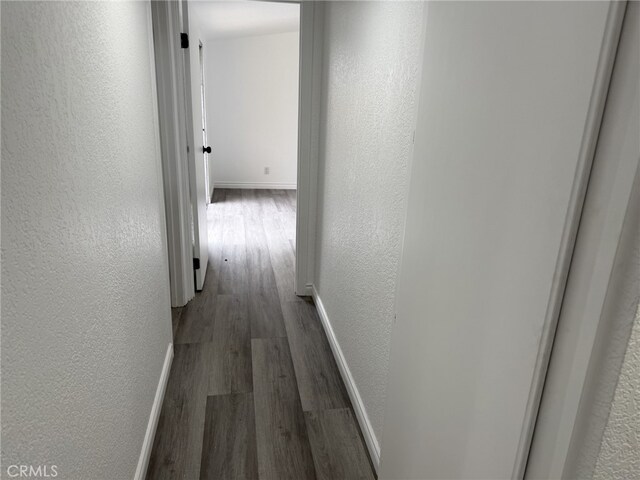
[205,30,299,189]
[1,2,173,479]
[314,1,425,445]
[594,303,640,480]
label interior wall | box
[205,30,299,189]
[313,0,426,454]
[1,2,173,478]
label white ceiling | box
[190,1,300,40]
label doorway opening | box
[191,0,301,299]
[192,1,300,197]
[151,0,319,307]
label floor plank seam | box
[148,190,375,480]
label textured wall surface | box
[1,2,173,478]
[314,1,424,444]
[205,30,299,188]
[593,303,640,480]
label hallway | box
[147,189,375,479]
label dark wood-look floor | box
[147,189,375,480]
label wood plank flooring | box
[147,189,375,480]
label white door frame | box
[511,2,629,476]
[295,1,324,296]
[526,2,639,477]
[380,2,626,478]
[182,0,209,292]
[150,0,195,307]
[151,0,322,304]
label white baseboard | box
[214,182,296,190]
[134,343,174,480]
[311,286,381,473]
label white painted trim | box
[134,343,174,480]
[526,2,639,477]
[146,2,175,319]
[182,1,209,292]
[311,286,380,473]
[295,1,323,297]
[151,0,195,307]
[213,182,297,190]
[514,2,627,477]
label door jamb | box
[525,2,639,477]
[150,0,195,307]
[513,2,627,476]
[295,1,323,296]
[181,0,209,292]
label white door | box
[199,42,211,204]
[380,2,613,479]
[181,1,208,290]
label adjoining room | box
[192,1,300,196]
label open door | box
[180,0,209,290]
[199,41,211,204]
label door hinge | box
[181,33,189,49]
[193,258,200,270]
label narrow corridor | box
[147,189,375,479]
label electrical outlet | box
[264,167,270,175]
